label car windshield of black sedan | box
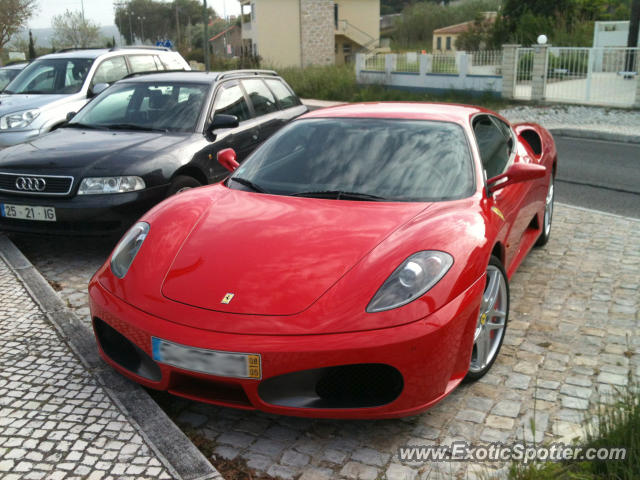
[67,82,208,133]
[230,118,474,202]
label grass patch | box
[275,64,514,110]
[509,371,639,480]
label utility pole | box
[203,0,210,71]
[626,0,640,71]
[175,4,181,49]
[80,0,85,22]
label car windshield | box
[229,118,475,202]
[68,82,210,133]
[0,68,21,91]
[4,58,94,94]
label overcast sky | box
[29,0,241,29]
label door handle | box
[252,134,259,141]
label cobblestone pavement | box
[10,203,640,480]
[0,258,173,479]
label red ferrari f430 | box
[89,103,556,419]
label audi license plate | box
[1,203,56,222]
[151,337,261,379]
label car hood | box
[0,129,187,178]
[0,94,68,113]
[161,187,429,316]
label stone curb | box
[548,128,640,145]
[0,234,223,480]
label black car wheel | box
[168,175,202,196]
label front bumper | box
[0,185,168,235]
[89,276,483,419]
[0,129,40,148]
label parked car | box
[0,47,189,148]
[0,70,307,234]
[89,102,557,418]
[0,63,27,91]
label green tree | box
[28,30,36,60]
[0,0,37,64]
[52,10,101,49]
[115,0,216,46]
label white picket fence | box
[357,47,640,107]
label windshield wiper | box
[63,122,108,130]
[2,89,14,94]
[229,176,267,193]
[104,123,168,132]
[16,90,46,94]
[290,190,386,201]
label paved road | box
[554,136,640,218]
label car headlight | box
[366,251,454,313]
[110,222,149,278]
[0,109,40,130]
[78,176,145,195]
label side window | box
[159,53,186,70]
[473,115,511,179]
[213,83,251,122]
[91,56,128,87]
[128,55,157,74]
[265,79,300,109]
[241,78,278,116]
[153,56,166,71]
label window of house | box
[343,43,352,54]
[437,37,442,50]
[334,4,339,28]
[213,82,251,122]
[242,78,278,116]
[446,37,451,50]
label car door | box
[88,56,129,94]
[203,80,259,182]
[240,77,283,143]
[473,114,529,269]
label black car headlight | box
[366,251,453,313]
[110,222,149,279]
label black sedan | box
[0,70,307,234]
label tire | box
[167,175,202,196]
[535,176,554,247]
[465,255,509,382]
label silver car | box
[0,47,190,148]
[0,63,27,91]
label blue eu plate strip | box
[151,337,163,362]
[0,204,5,217]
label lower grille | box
[0,172,73,195]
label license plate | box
[1,203,56,222]
[151,337,261,379]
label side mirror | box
[217,148,239,172]
[206,114,239,141]
[89,83,109,98]
[66,111,76,122]
[487,163,546,194]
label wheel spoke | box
[486,317,505,330]
[484,270,500,310]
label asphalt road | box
[554,136,640,219]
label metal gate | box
[514,46,639,107]
[546,47,638,106]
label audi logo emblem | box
[15,177,47,192]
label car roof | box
[302,102,495,124]
[35,48,174,61]
[1,63,27,70]
[119,70,282,85]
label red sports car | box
[89,103,556,419]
